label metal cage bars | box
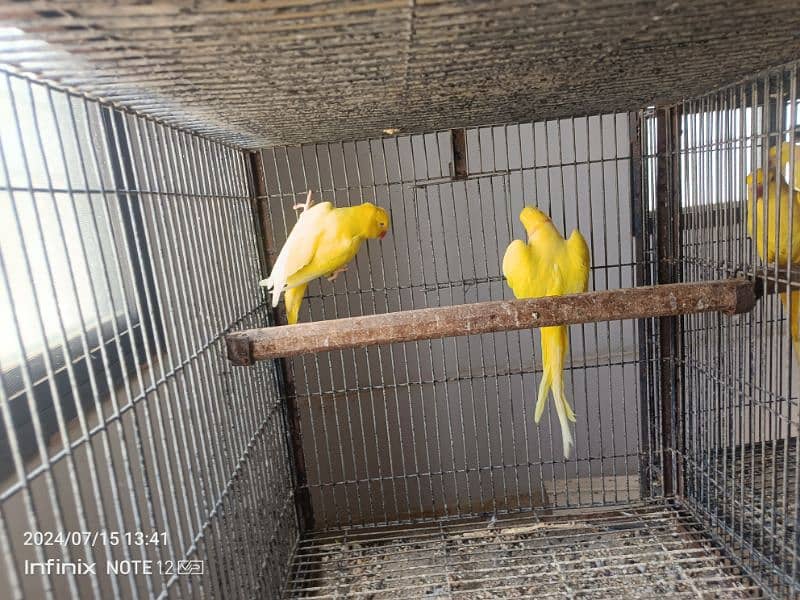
[673,62,800,598]
[0,71,296,599]
[258,115,652,531]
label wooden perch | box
[227,280,755,365]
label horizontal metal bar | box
[226,280,755,364]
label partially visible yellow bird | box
[747,159,800,359]
[261,191,390,324]
[502,206,590,458]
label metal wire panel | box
[0,1,799,146]
[284,501,759,598]
[260,115,655,530]
[0,71,297,599]
[669,60,800,598]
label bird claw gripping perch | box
[293,190,314,212]
[326,266,348,282]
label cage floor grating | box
[700,438,798,583]
[284,501,759,598]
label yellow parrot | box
[502,206,590,458]
[260,191,390,324]
[747,158,800,359]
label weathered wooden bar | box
[226,279,755,366]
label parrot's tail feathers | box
[552,377,574,459]
[534,373,550,424]
[284,283,308,325]
[270,285,283,308]
[538,326,573,458]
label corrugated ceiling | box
[0,1,798,148]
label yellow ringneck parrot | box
[747,164,800,359]
[260,192,390,324]
[502,206,590,458]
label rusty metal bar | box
[655,105,683,498]
[451,128,468,179]
[630,110,654,500]
[225,280,754,365]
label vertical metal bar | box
[499,124,523,510]
[584,115,608,503]
[630,111,652,498]
[485,126,511,508]
[451,128,468,180]
[655,105,684,497]
[611,114,633,501]
[597,115,619,503]
[554,119,579,501]
[507,123,538,509]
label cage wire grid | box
[674,63,800,598]
[267,66,800,597]
[0,26,799,600]
[0,71,297,599]
[284,501,759,598]
[1,1,800,147]
[258,113,652,533]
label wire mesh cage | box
[259,117,644,531]
[0,73,296,599]
[0,3,799,600]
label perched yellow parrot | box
[502,206,590,458]
[747,161,800,359]
[260,191,390,324]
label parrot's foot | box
[293,190,314,212]
[326,266,347,282]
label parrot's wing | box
[263,201,333,306]
[565,229,591,294]
[502,239,539,298]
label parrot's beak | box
[379,231,387,239]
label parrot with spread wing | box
[747,151,800,360]
[502,206,590,458]
[260,191,390,324]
